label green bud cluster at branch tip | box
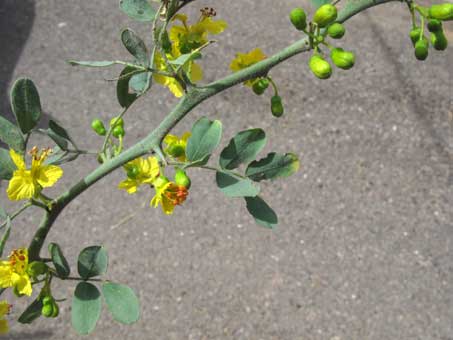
[408,2,451,60]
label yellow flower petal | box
[9,149,25,170]
[164,134,178,145]
[0,263,12,289]
[196,17,227,34]
[0,319,8,334]
[6,170,36,201]
[188,62,203,83]
[118,179,138,194]
[11,272,32,296]
[161,195,175,215]
[0,302,9,317]
[36,165,63,188]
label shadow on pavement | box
[6,330,54,340]
[0,0,35,122]
[365,12,453,186]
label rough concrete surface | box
[0,0,453,339]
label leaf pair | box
[71,246,140,335]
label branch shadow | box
[365,12,453,186]
[6,330,54,340]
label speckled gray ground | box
[0,0,453,339]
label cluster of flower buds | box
[409,3,452,61]
[290,4,355,80]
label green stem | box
[0,202,33,229]
[27,0,403,261]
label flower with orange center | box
[0,248,32,296]
[6,147,63,201]
[150,177,189,215]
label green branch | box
[27,0,403,260]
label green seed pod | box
[429,3,453,21]
[126,165,140,179]
[327,23,345,39]
[174,168,191,189]
[41,303,54,318]
[313,4,338,28]
[290,8,307,30]
[161,30,172,54]
[427,19,442,32]
[166,144,185,158]
[91,119,106,136]
[409,27,422,46]
[42,296,53,305]
[330,48,355,70]
[309,55,332,79]
[414,38,429,60]
[112,125,125,138]
[153,176,170,189]
[51,302,59,318]
[271,95,284,117]
[431,30,448,50]
[27,261,48,278]
[110,116,124,128]
[252,78,269,95]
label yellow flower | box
[230,48,267,87]
[154,9,226,97]
[0,248,32,297]
[150,179,188,215]
[6,147,63,201]
[163,132,191,162]
[0,301,11,334]
[118,156,160,194]
[153,52,203,98]
[169,12,227,57]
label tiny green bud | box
[313,4,338,28]
[290,8,307,30]
[309,54,332,79]
[42,296,53,305]
[174,168,191,189]
[429,3,453,21]
[126,165,140,179]
[427,19,442,32]
[330,48,355,70]
[414,38,429,60]
[27,261,48,278]
[409,27,422,46]
[41,303,54,318]
[270,95,284,117]
[327,23,345,39]
[153,176,169,189]
[110,116,124,128]
[112,125,125,138]
[51,302,59,318]
[431,30,448,50]
[252,78,269,95]
[166,144,185,158]
[91,119,106,136]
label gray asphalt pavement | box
[1,0,453,339]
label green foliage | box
[102,282,140,324]
[119,0,156,22]
[311,0,332,9]
[43,120,73,150]
[0,115,25,153]
[245,196,278,229]
[49,243,71,279]
[215,171,260,197]
[0,148,15,180]
[18,299,43,324]
[117,66,140,108]
[10,78,42,134]
[0,217,11,257]
[219,129,266,170]
[186,117,222,162]
[121,29,149,64]
[68,60,117,67]
[71,282,102,335]
[77,246,108,280]
[246,152,300,182]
